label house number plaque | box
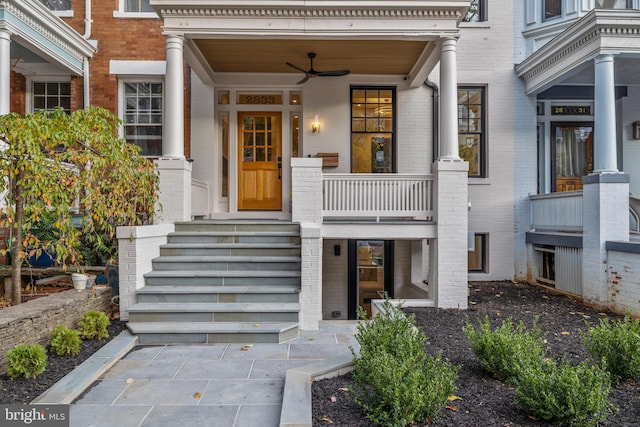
[238,94,283,105]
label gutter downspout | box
[424,79,439,161]
[82,0,92,108]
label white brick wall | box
[608,250,640,317]
[322,239,349,320]
[299,224,322,330]
[582,178,630,304]
[154,158,192,223]
[117,224,174,320]
[432,160,469,309]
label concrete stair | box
[126,221,301,344]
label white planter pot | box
[71,273,88,291]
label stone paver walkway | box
[69,321,359,427]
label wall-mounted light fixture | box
[311,115,320,134]
[634,121,640,140]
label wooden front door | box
[238,112,282,210]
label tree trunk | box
[10,169,24,305]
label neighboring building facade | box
[3,1,639,329]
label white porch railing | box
[530,191,583,232]
[191,178,209,218]
[322,174,434,221]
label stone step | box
[128,302,300,323]
[167,231,300,245]
[160,242,301,257]
[143,270,301,286]
[151,255,301,271]
[136,285,300,303]
[127,321,300,344]
[174,221,300,233]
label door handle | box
[277,157,282,179]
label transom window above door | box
[351,87,396,173]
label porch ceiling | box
[516,9,640,95]
[192,39,428,75]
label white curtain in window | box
[555,127,589,177]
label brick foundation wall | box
[0,287,115,374]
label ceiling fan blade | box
[296,74,311,84]
[316,70,351,77]
[286,62,307,73]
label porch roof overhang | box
[150,0,470,87]
[0,0,95,76]
[515,9,640,96]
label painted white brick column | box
[117,223,174,320]
[582,173,629,306]
[154,158,192,223]
[0,30,10,115]
[432,160,469,309]
[292,157,323,330]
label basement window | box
[534,245,555,285]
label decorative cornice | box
[0,0,94,72]
[159,7,461,19]
[517,24,640,83]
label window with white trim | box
[124,0,153,13]
[458,86,486,177]
[32,82,71,113]
[544,0,562,20]
[123,82,163,157]
[38,0,71,11]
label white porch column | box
[439,37,460,160]
[163,35,184,158]
[291,158,324,330]
[593,54,618,173]
[0,30,11,115]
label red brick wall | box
[9,0,191,155]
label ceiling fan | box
[286,52,350,84]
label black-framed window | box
[350,86,396,173]
[38,0,71,10]
[125,0,153,13]
[463,0,487,22]
[32,82,71,113]
[468,233,487,273]
[544,0,562,20]
[123,82,163,157]
[458,86,486,177]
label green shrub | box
[514,358,615,426]
[351,300,459,426]
[6,344,47,380]
[50,325,81,356]
[463,316,547,383]
[80,310,110,339]
[582,314,640,383]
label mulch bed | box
[312,280,640,426]
[0,320,127,404]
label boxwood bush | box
[351,300,459,427]
[583,314,640,383]
[463,316,547,383]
